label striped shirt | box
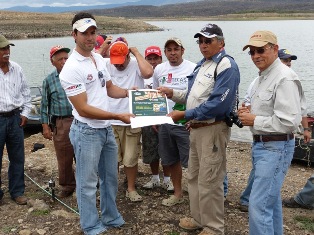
[0,61,31,117]
[40,70,72,124]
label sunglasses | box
[98,71,106,87]
[196,38,215,45]
[248,46,273,56]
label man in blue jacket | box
[159,23,240,235]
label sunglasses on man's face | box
[196,38,215,45]
[248,46,272,56]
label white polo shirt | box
[153,59,196,111]
[105,58,145,126]
[60,50,111,128]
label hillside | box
[88,0,314,18]
[0,11,160,39]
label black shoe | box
[282,197,313,210]
[238,204,249,212]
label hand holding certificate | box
[129,89,174,128]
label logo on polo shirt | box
[87,74,93,81]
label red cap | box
[145,46,162,57]
[95,35,105,50]
[109,41,129,64]
[50,45,70,59]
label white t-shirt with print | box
[105,57,145,126]
[152,59,196,111]
[60,50,111,128]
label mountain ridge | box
[1,0,200,13]
[88,0,314,18]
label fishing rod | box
[3,156,79,215]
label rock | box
[19,230,32,235]
[35,229,46,235]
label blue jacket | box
[184,49,240,122]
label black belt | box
[0,108,20,117]
[55,115,73,119]
[253,134,294,142]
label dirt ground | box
[0,130,313,235]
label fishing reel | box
[48,178,56,201]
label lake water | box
[9,20,314,142]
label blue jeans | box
[249,139,294,235]
[294,173,314,209]
[70,121,124,235]
[0,113,25,199]
[223,174,228,197]
[240,167,254,207]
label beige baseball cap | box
[243,30,277,51]
[164,37,184,48]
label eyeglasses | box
[196,38,215,45]
[98,71,106,87]
[248,46,273,56]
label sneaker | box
[142,178,160,189]
[162,181,174,192]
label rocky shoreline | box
[0,132,313,234]
[0,11,161,39]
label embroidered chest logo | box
[87,74,93,81]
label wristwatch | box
[303,127,311,131]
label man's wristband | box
[304,127,311,131]
[125,89,128,98]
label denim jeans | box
[70,120,124,235]
[0,114,25,199]
[240,167,254,207]
[249,139,294,235]
[223,174,228,197]
[294,173,314,209]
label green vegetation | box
[294,216,314,232]
[2,226,17,234]
[31,209,50,216]
[168,232,180,235]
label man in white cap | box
[158,24,240,235]
[59,12,134,234]
[239,30,303,234]
[0,35,31,206]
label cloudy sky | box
[0,0,138,9]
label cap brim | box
[279,55,297,60]
[51,48,70,58]
[76,24,97,33]
[164,40,182,48]
[291,55,297,60]
[110,56,126,65]
[242,41,268,51]
[0,43,15,48]
[194,32,217,39]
